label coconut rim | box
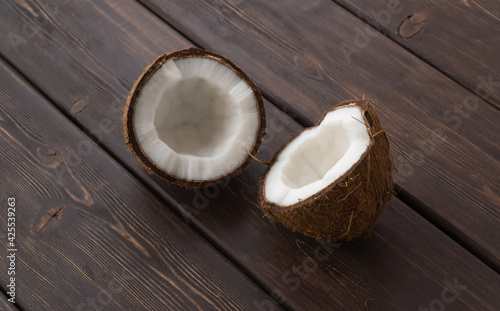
[124,48,266,188]
[259,99,379,211]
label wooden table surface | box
[1,0,499,310]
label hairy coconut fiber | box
[123,48,266,189]
[259,99,393,242]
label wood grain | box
[137,0,500,270]
[0,294,18,311]
[334,0,500,109]
[0,60,282,310]
[0,0,499,310]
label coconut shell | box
[123,48,266,189]
[259,99,393,242]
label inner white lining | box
[134,57,259,180]
[264,107,370,206]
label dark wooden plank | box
[187,156,500,310]
[137,0,500,270]
[0,61,282,310]
[0,294,18,311]
[334,0,500,109]
[0,1,499,310]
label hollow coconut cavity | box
[124,48,266,188]
[259,100,393,242]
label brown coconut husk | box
[259,99,393,242]
[123,48,266,189]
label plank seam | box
[0,287,21,311]
[133,0,500,274]
[330,0,500,111]
[395,185,500,274]
[0,52,293,311]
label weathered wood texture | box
[334,0,500,109]
[0,61,282,310]
[0,0,499,310]
[0,295,18,311]
[137,0,500,270]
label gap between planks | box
[0,53,291,311]
[0,0,496,310]
[0,1,496,310]
[331,0,500,111]
[134,0,500,274]
[0,288,20,311]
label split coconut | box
[124,48,392,242]
[259,100,393,242]
[124,48,266,188]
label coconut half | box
[124,48,266,188]
[259,99,393,242]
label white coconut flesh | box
[133,57,260,180]
[265,107,371,206]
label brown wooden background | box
[0,0,498,310]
